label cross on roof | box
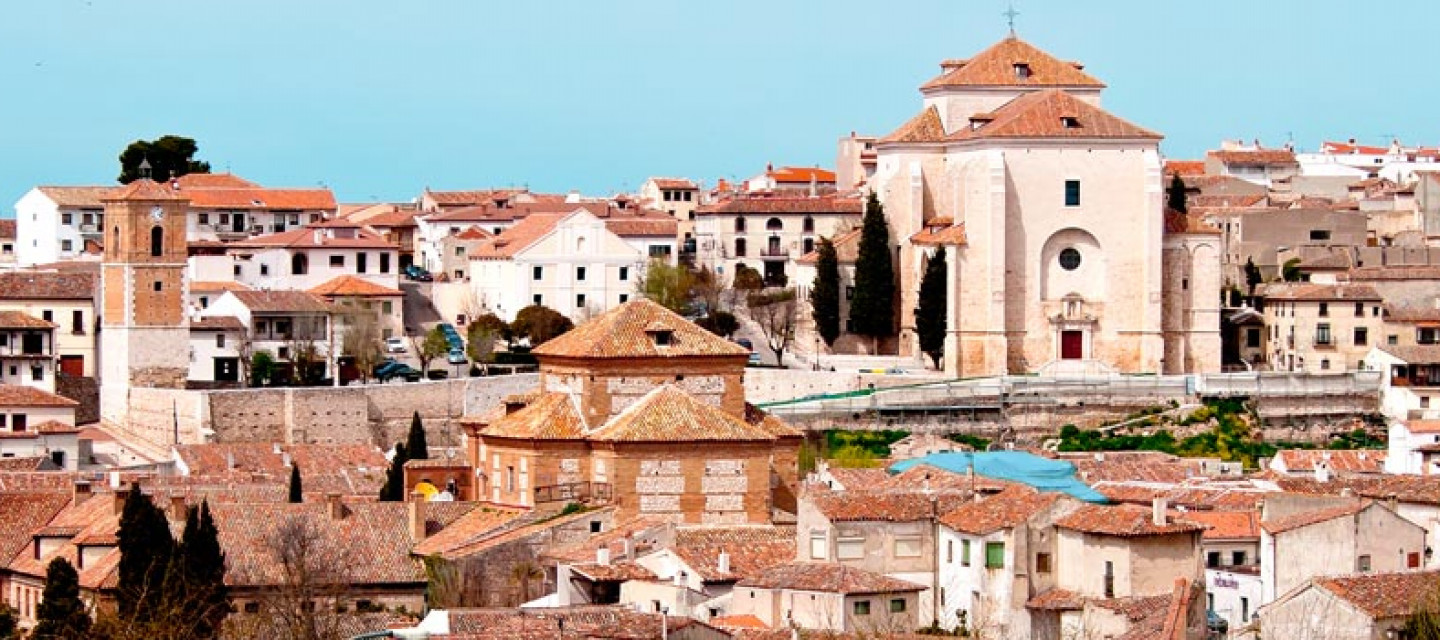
[1003,2,1020,35]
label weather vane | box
[1003,2,1020,35]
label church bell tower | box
[99,178,191,425]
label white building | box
[0,311,59,392]
[187,315,245,384]
[466,209,677,322]
[12,186,111,266]
[694,195,862,289]
[226,219,400,292]
[0,385,81,470]
[1366,344,1440,425]
[201,290,337,383]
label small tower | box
[99,179,192,427]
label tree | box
[747,289,799,367]
[250,349,276,387]
[810,236,842,347]
[849,193,896,347]
[117,135,211,184]
[177,501,228,640]
[696,311,739,338]
[32,557,91,640]
[339,301,385,384]
[288,464,303,503]
[690,266,729,316]
[0,604,15,640]
[1244,257,1263,298]
[413,326,449,377]
[116,485,174,626]
[284,334,323,386]
[466,320,499,375]
[731,264,763,292]
[636,259,695,314]
[379,442,409,502]
[406,412,430,460]
[1282,257,1303,282]
[916,247,948,369]
[510,304,574,346]
[1167,173,1188,213]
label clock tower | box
[99,179,192,425]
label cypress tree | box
[32,557,91,640]
[849,193,896,345]
[116,484,174,625]
[288,464,302,503]
[178,501,228,640]
[810,237,841,347]
[406,411,429,460]
[916,247,948,369]
[379,442,409,501]
[1167,173,1188,213]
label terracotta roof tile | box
[447,606,705,639]
[1316,569,1440,619]
[211,501,426,587]
[911,222,969,246]
[765,167,835,184]
[189,280,253,293]
[0,457,53,471]
[172,172,260,189]
[443,507,622,560]
[920,36,1104,90]
[0,270,94,301]
[651,178,699,190]
[424,188,530,207]
[588,386,777,443]
[1026,588,1086,610]
[0,491,70,565]
[35,186,116,208]
[1268,475,1440,506]
[696,195,862,215]
[1164,208,1222,235]
[106,179,186,202]
[1182,510,1260,541]
[710,614,769,630]
[668,525,796,581]
[796,228,862,266]
[361,208,420,228]
[880,106,947,144]
[0,385,79,408]
[938,485,1061,535]
[738,562,923,594]
[807,487,969,522]
[469,213,561,260]
[453,226,492,240]
[1165,160,1206,176]
[230,225,394,250]
[743,403,804,439]
[190,315,246,331]
[1376,345,1440,364]
[604,218,677,237]
[0,220,15,240]
[411,504,531,557]
[812,467,890,491]
[946,90,1159,141]
[223,290,335,313]
[478,392,587,440]
[533,298,748,360]
[181,187,336,210]
[1261,502,1370,535]
[1261,282,1380,301]
[0,310,56,329]
[1056,504,1206,537]
[1276,449,1384,474]
[308,275,403,298]
[1207,149,1298,166]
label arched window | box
[112,227,120,253]
[576,236,587,253]
[803,216,815,233]
[735,238,747,257]
[291,253,308,275]
[766,217,783,231]
[734,217,746,232]
[150,226,163,257]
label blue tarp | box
[888,451,1108,503]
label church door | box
[1061,331,1083,360]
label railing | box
[533,481,612,504]
[78,224,99,233]
[759,247,789,259]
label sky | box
[1,0,1437,207]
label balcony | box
[533,481,612,505]
[78,224,100,235]
[759,247,790,261]
[1313,338,1335,349]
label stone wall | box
[55,375,99,425]
[743,369,946,405]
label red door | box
[1061,331,1083,360]
[59,355,84,377]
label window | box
[1104,561,1115,598]
[233,264,242,277]
[243,602,259,614]
[683,191,692,202]
[894,536,922,558]
[153,281,162,292]
[1233,551,1247,566]
[837,536,865,560]
[810,531,827,560]
[61,240,73,252]
[356,253,368,273]
[961,540,971,566]
[505,466,515,491]
[803,237,814,254]
[1013,62,1031,79]
[533,266,543,280]
[648,245,672,258]
[1061,116,1081,129]
[852,600,870,616]
[533,294,542,305]
[619,266,629,281]
[1355,302,1364,317]
[1207,552,1221,568]
[199,296,209,309]
[766,217,783,231]
[735,238,747,257]
[1390,334,1400,346]
[576,266,587,281]
[946,539,953,564]
[1,244,10,255]
[260,264,270,276]
[42,310,52,322]
[619,294,628,303]
[984,542,1004,569]
[198,213,209,225]
[1246,328,1260,348]
[1410,552,1422,569]
[576,294,586,308]
[1036,552,1052,573]
[11,414,25,432]
[150,226,164,257]
[61,213,72,225]
[31,366,43,381]
[1064,180,1081,206]
[590,521,602,534]
[1357,555,1371,572]
[889,599,906,613]
[1309,229,1331,241]
[1241,597,1249,622]
[1318,302,1329,317]
[329,255,345,268]
[1058,248,1081,271]
[380,252,391,273]
[1316,323,1332,345]
[734,217,746,232]
[291,253,307,275]
[1354,327,1368,346]
[846,286,855,300]
[71,310,83,334]
[382,301,393,314]
[1421,328,1440,345]
[803,216,815,233]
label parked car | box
[748,352,763,366]
[404,265,433,282]
[734,338,754,351]
[1206,610,1228,636]
[447,348,467,365]
[385,337,407,353]
[375,362,422,382]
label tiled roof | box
[1348,266,1440,282]
[424,188,529,207]
[468,213,561,260]
[1026,588,1086,611]
[0,457,53,471]
[1322,141,1392,156]
[533,298,749,360]
[361,208,420,228]
[174,442,386,478]
[807,488,957,522]
[411,505,532,557]
[32,421,80,435]
[1207,149,1298,166]
[230,226,394,250]
[210,501,426,587]
[0,385,79,408]
[880,106,947,144]
[695,195,862,215]
[920,36,1104,90]
[1056,504,1206,537]
[190,280,253,293]
[446,606,707,639]
[0,310,55,329]
[224,290,334,313]
[1409,420,1440,435]
[172,172,260,189]
[478,392,587,440]
[651,178,698,190]
[0,271,95,299]
[1165,160,1206,176]
[742,403,804,439]
[441,507,618,560]
[189,315,245,331]
[1062,452,1202,484]
[308,275,403,298]
[938,485,1061,535]
[796,228,862,266]
[453,226,492,240]
[588,386,777,443]
[1192,194,1266,208]
[1276,449,1384,474]
[1164,208,1222,235]
[765,166,836,184]
[106,179,185,201]
[1260,282,1380,301]
[1182,510,1259,541]
[0,220,15,240]
[0,492,70,566]
[542,514,667,565]
[668,525,796,582]
[812,467,890,491]
[604,218,677,237]
[737,562,924,595]
[181,187,336,210]
[709,614,769,630]
[36,186,116,208]
[911,221,970,246]
[946,90,1160,141]
[1260,502,1368,535]
[1315,570,1440,619]
[1377,345,1440,364]
[1268,474,1440,507]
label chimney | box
[1387,493,1399,511]
[225,452,236,471]
[1152,497,1167,527]
[272,442,282,455]
[408,491,427,541]
[113,490,127,516]
[109,471,120,490]
[717,552,731,575]
[1314,460,1330,484]
[597,547,612,566]
[327,492,345,520]
[623,535,635,560]
[281,452,292,468]
[170,495,188,522]
[72,480,92,508]
[673,570,685,587]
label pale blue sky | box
[1,0,1435,206]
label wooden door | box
[1061,331,1083,360]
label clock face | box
[150,206,164,222]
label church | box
[859,34,1220,376]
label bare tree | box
[339,300,384,384]
[747,288,798,367]
[225,515,358,640]
[235,325,257,387]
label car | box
[447,348,468,365]
[734,338,754,351]
[748,352,763,366]
[404,265,433,282]
[377,363,422,383]
[384,337,407,353]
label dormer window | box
[1060,116,1081,129]
[645,322,675,347]
[1013,63,1032,80]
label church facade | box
[864,35,1220,375]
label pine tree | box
[916,247,948,369]
[116,484,175,625]
[1167,173,1188,213]
[32,557,91,639]
[406,411,429,460]
[177,501,228,640]
[810,237,841,347]
[379,442,409,501]
[288,464,303,503]
[849,193,896,345]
